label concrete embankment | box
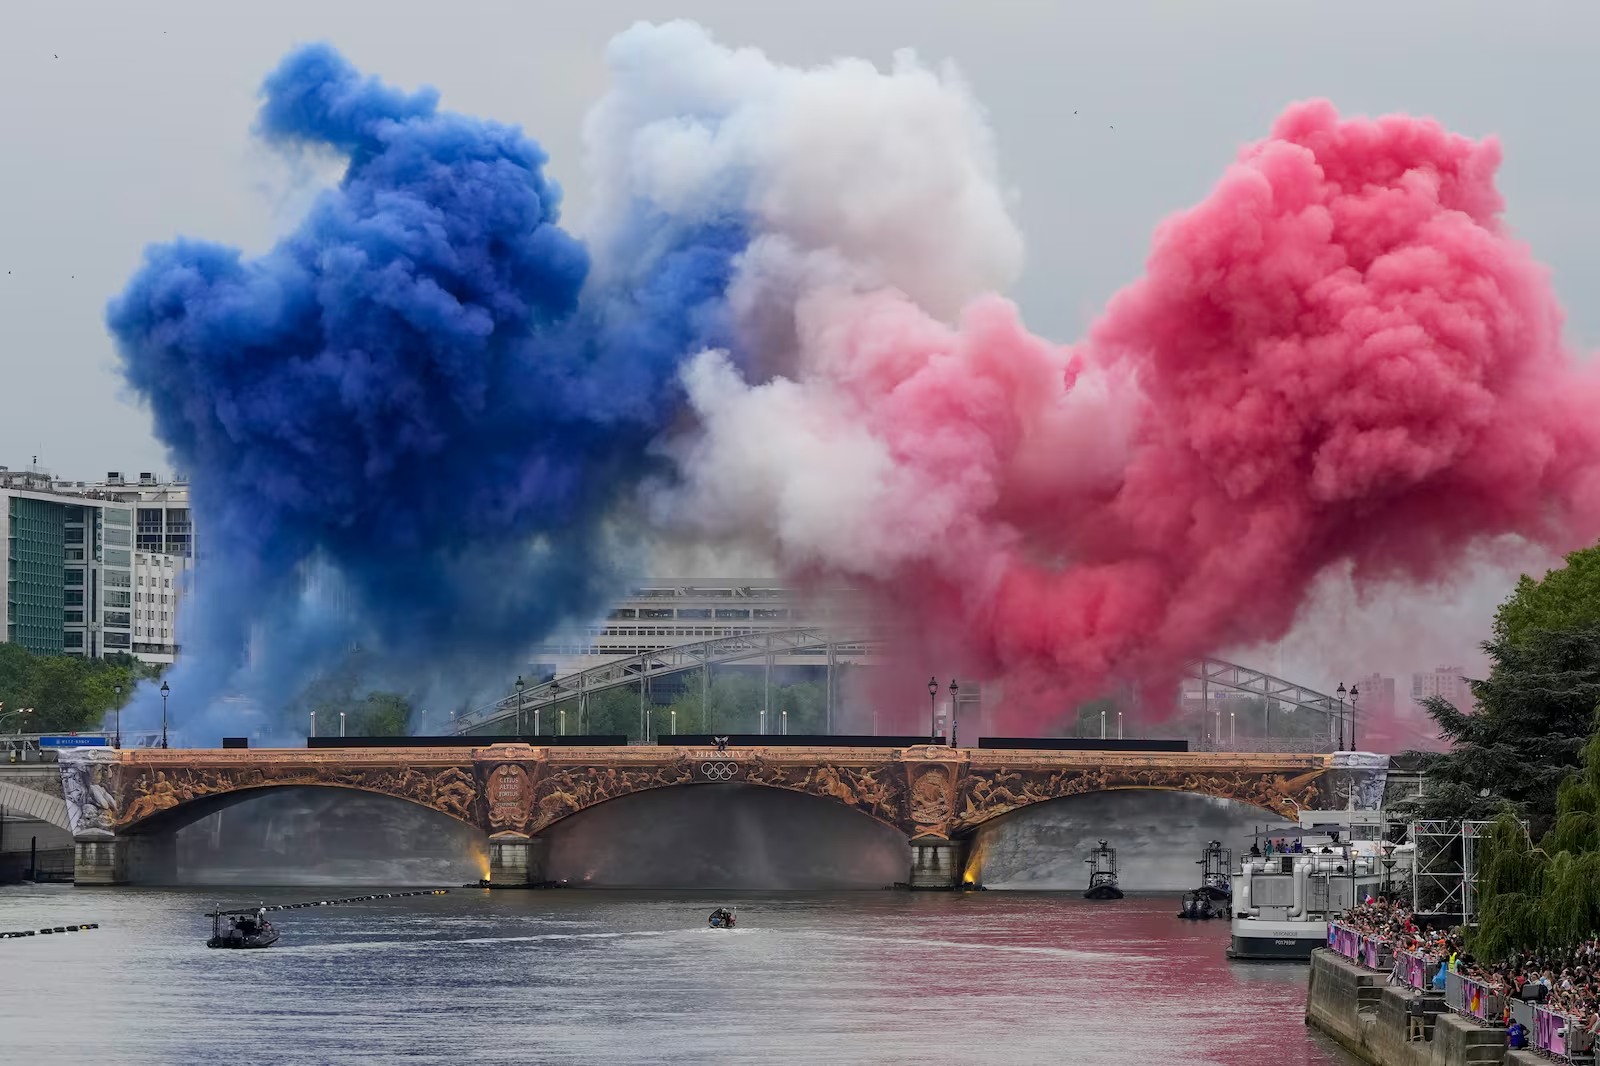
[1304,950,1542,1066]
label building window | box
[64,590,84,607]
[105,549,130,566]
[105,526,131,547]
[65,548,84,561]
[64,610,83,624]
[63,631,84,649]
[65,527,84,544]
[104,632,130,649]
[105,590,131,608]
[64,568,83,586]
[105,611,131,628]
[105,569,131,588]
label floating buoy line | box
[204,889,449,917]
[1,923,99,939]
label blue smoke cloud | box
[107,44,745,742]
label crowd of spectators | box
[1335,897,1600,1040]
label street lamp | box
[948,679,960,748]
[1349,685,1360,752]
[1335,682,1347,751]
[159,680,170,749]
[113,684,122,748]
[339,711,346,738]
[549,680,564,739]
[515,675,526,737]
[927,677,938,742]
[310,710,316,738]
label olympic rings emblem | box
[700,760,740,781]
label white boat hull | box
[1227,917,1326,960]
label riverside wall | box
[1304,951,1544,1066]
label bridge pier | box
[487,835,548,888]
[73,833,177,886]
[906,836,970,890]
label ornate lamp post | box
[159,680,170,749]
[948,679,960,748]
[548,680,563,738]
[927,677,938,742]
[113,684,122,748]
[339,711,346,738]
[1349,684,1360,752]
[515,675,526,736]
[310,710,316,738]
[1335,682,1347,751]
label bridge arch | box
[117,779,482,837]
[535,781,910,888]
[0,778,71,834]
[512,754,910,838]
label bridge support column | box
[487,835,547,888]
[73,833,177,886]
[906,836,969,890]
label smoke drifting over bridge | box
[108,24,1600,741]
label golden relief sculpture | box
[99,746,1342,839]
[112,757,482,830]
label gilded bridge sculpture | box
[61,745,1374,843]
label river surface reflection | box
[0,886,1355,1065]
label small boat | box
[1083,840,1124,900]
[1196,840,1233,903]
[1177,889,1218,920]
[708,907,737,929]
[207,906,279,949]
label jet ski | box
[1177,889,1218,920]
[709,907,737,929]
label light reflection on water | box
[0,886,1356,1066]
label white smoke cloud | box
[583,20,1023,322]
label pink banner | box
[1461,975,1502,1023]
[1399,951,1430,990]
[1328,923,1362,962]
[1535,1006,1569,1056]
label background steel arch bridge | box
[452,629,1349,751]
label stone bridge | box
[49,745,1389,887]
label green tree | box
[1494,542,1600,647]
[0,645,161,734]
[1471,709,1600,960]
[1401,625,1600,836]
[1403,548,1600,836]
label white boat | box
[1227,810,1411,961]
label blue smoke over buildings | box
[106,44,745,742]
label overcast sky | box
[2,0,1595,687]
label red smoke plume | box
[820,101,1600,728]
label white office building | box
[0,466,192,665]
[528,579,874,679]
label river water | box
[0,885,1356,1066]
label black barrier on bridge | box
[658,734,939,748]
[306,735,629,748]
[977,737,1190,752]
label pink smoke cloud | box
[672,99,1600,732]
